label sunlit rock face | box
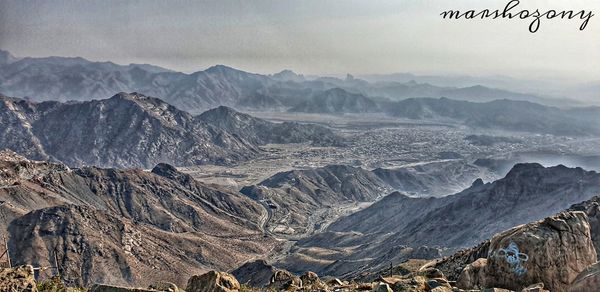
[457,211,597,292]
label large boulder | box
[371,282,392,292]
[569,262,600,292]
[299,271,327,290]
[456,258,487,289]
[0,265,37,292]
[186,271,240,292]
[231,259,275,288]
[457,211,597,292]
[267,269,301,291]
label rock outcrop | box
[434,241,490,281]
[299,271,327,291]
[267,269,302,291]
[457,211,597,292]
[185,271,239,292]
[147,282,179,292]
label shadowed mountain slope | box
[0,151,278,287]
[197,106,343,146]
[329,163,600,249]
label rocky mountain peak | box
[471,178,485,188]
[204,64,245,75]
[271,69,304,82]
[150,162,194,185]
[0,149,28,162]
[206,105,244,118]
[0,49,17,64]
[150,162,179,177]
[109,91,155,103]
[502,163,589,185]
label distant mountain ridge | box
[384,97,600,136]
[3,50,599,136]
[0,49,569,113]
[289,88,379,114]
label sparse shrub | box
[37,276,87,292]
[37,276,65,292]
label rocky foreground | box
[4,208,600,291]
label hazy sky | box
[0,0,599,81]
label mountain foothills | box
[0,92,341,168]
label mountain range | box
[4,50,600,137]
[0,92,341,168]
[289,88,380,114]
[239,160,491,237]
[0,49,576,113]
[329,163,600,249]
[197,105,343,146]
[384,97,600,136]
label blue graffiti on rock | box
[497,241,528,276]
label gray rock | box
[185,271,240,292]
[458,211,597,292]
